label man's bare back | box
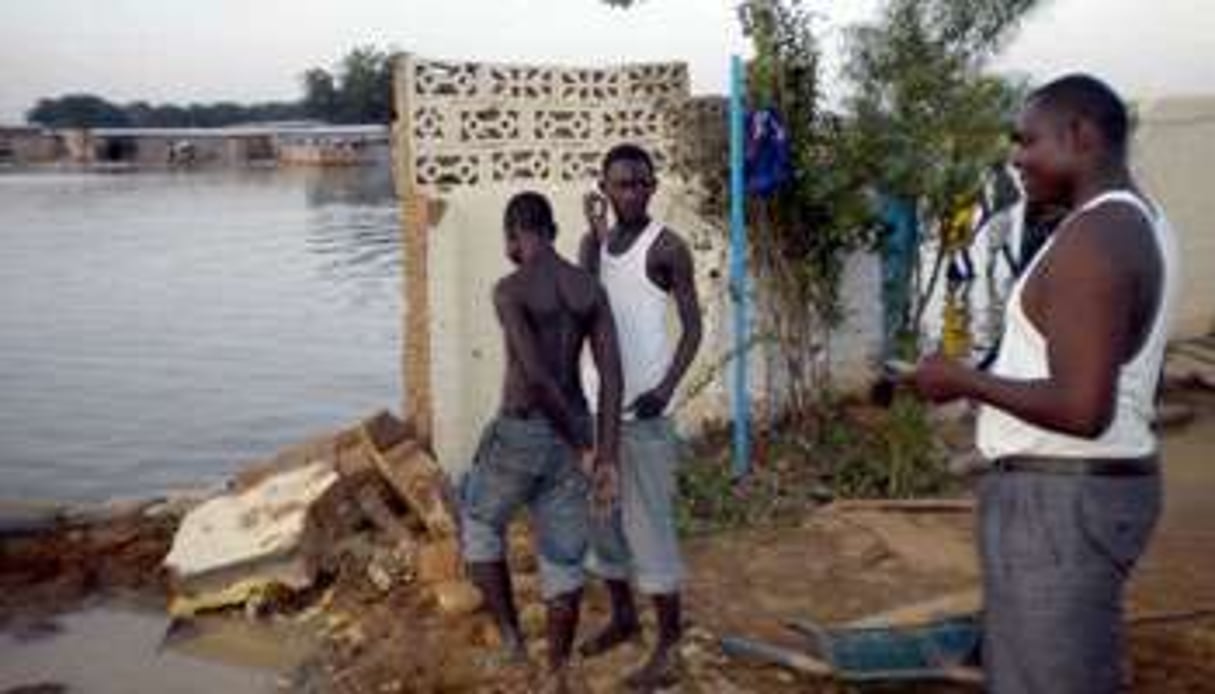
[494,250,621,462]
[462,191,622,689]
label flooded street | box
[0,600,313,694]
[0,168,400,501]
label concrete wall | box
[422,184,733,475]
[1134,96,1215,339]
[392,54,740,475]
[392,54,886,475]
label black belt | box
[991,455,1159,477]
[500,406,544,420]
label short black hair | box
[602,143,655,176]
[1029,74,1131,156]
[504,191,557,240]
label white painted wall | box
[1135,95,1215,339]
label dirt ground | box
[291,389,1215,694]
[2,392,1214,693]
[303,491,1214,693]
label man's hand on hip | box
[631,385,673,419]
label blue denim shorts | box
[459,416,590,599]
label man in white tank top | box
[911,75,1177,693]
[576,144,703,689]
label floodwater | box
[0,167,401,501]
[0,601,312,694]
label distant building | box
[58,124,389,169]
[276,125,390,166]
[69,127,278,167]
[0,126,62,165]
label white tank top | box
[976,190,1179,460]
[599,220,674,410]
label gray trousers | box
[586,417,684,594]
[979,461,1161,694]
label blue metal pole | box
[729,54,750,479]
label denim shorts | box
[459,416,590,599]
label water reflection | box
[0,603,301,694]
[301,167,400,306]
[303,164,396,207]
[0,167,401,501]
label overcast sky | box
[2,0,1212,122]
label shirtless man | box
[911,75,1179,693]
[460,191,623,690]
[577,144,703,690]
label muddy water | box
[0,601,312,694]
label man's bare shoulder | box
[1049,200,1157,276]
[492,272,525,306]
[647,226,696,284]
[655,225,690,251]
[646,225,691,265]
[556,255,603,294]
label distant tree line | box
[25,46,395,129]
[26,95,306,129]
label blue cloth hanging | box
[878,194,920,356]
[744,108,792,197]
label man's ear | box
[1071,117,1104,156]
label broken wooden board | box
[368,437,458,539]
[846,589,982,629]
[826,499,976,514]
[720,635,835,677]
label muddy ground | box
[2,392,1213,693]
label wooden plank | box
[720,635,835,676]
[827,499,976,514]
[1129,608,1215,627]
[366,437,457,539]
[353,482,414,546]
[1172,343,1215,366]
[1164,354,1215,387]
[846,589,982,629]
